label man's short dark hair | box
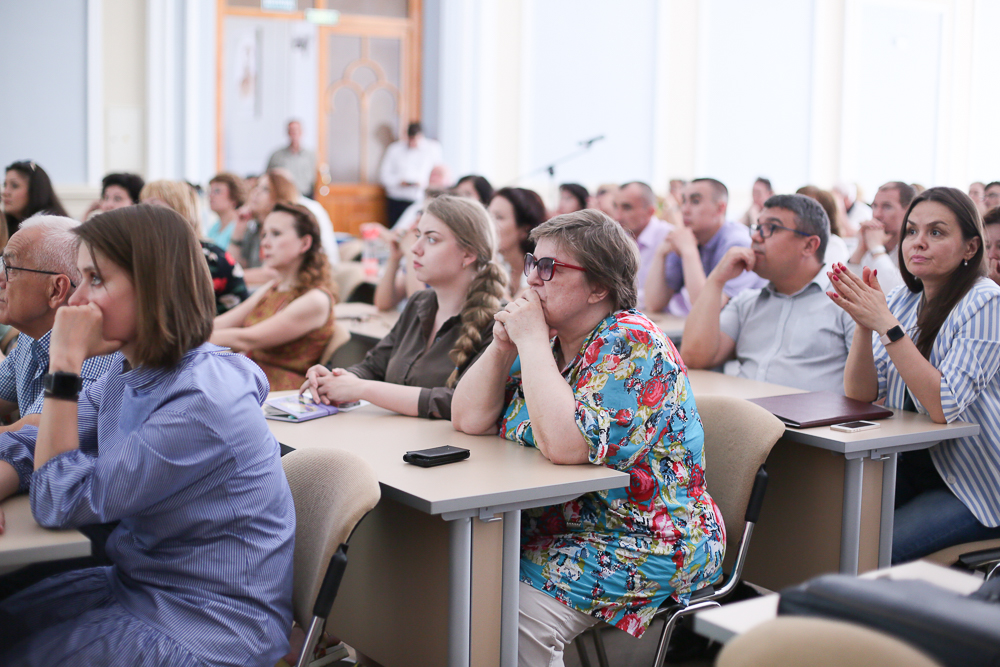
[984,206,1000,227]
[763,193,830,262]
[101,173,145,205]
[986,181,1000,192]
[620,181,656,208]
[407,122,422,138]
[879,181,917,209]
[755,177,773,193]
[691,178,729,203]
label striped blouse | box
[4,344,295,665]
[875,278,1000,526]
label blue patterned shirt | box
[0,330,121,416]
[6,343,295,665]
[876,278,1000,527]
[0,331,122,492]
[501,310,725,638]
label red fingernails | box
[832,274,839,281]
[874,269,878,276]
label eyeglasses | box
[523,253,587,281]
[749,222,813,240]
[0,257,76,288]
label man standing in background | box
[267,119,317,198]
[379,122,444,226]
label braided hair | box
[424,195,507,387]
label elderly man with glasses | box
[681,194,856,393]
[0,216,122,508]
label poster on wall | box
[234,28,262,119]
[224,16,318,176]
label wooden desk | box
[693,560,983,645]
[687,370,979,584]
[0,495,90,569]
[335,302,400,343]
[267,399,629,667]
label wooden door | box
[217,1,421,237]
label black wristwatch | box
[44,371,83,401]
[880,325,906,347]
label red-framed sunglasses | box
[523,253,587,281]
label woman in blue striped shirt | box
[827,186,1000,563]
[0,204,295,666]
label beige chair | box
[577,395,785,667]
[924,538,1000,580]
[333,261,368,303]
[282,448,381,667]
[715,616,943,667]
[319,323,352,368]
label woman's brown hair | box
[209,172,248,208]
[531,209,640,311]
[898,186,985,358]
[74,204,215,369]
[796,185,843,237]
[424,195,507,387]
[269,202,336,300]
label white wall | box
[0,0,89,185]
[426,0,1000,212]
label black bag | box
[777,574,1000,667]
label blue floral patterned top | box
[500,309,725,637]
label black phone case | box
[403,447,470,467]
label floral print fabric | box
[500,309,725,637]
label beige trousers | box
[518,581,600,667]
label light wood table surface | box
[267,397,628,667]
[687,370,978,585]
[0,495,90,569]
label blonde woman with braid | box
[303,195,506,419]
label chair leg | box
[592,626,610,667]
[652,600,719,667]
[574,635,593,667]
[295,616,326,667]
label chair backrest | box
[716,616,943,667]
[319,324,352,367]
[282,448,381,627]
[696,395,784,571]
[332,261,367,304]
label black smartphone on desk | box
[403,445,470,467]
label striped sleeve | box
[30,410,231,528]
[937,293,1000,423]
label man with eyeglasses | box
[681,194,855,393]
[984,181,1000,212]
[0,216,122,514]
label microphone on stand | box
[577,135,605,148]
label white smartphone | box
[830,420,881,433]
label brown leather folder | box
[747,391,893,428]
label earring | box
[964,259,969,266]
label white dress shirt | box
[379,137,444,201]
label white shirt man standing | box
[847,181,914,295]
[379,121,444,226]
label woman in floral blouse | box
[452,209,725,665]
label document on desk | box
[263,395,339,422]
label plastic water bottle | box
[361,226,380,278]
